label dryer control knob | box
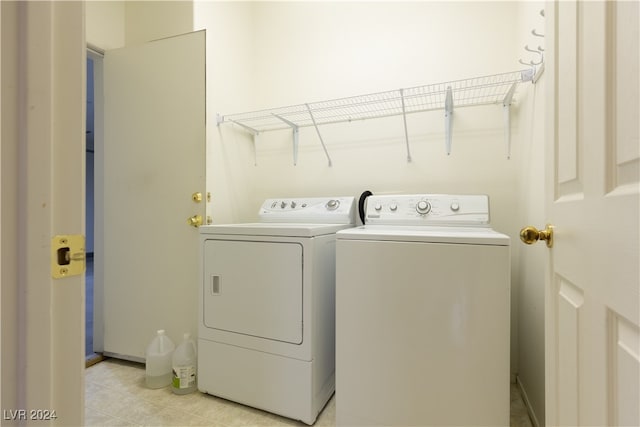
[326,199,340,210]
[416,200,431,215]
[389,203,398,211]
[374,204,382,211]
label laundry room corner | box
[193,0,545,423]
[201,0,529,384]
[194,1,259,225]
[511,1,547,424]
[512,78,546,427]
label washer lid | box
[200,222,354,237]
[336,225,510,246]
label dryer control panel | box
[365,194,490,226]
[259,196,355,224]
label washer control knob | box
[291,201,297,209]
[389,203,398,212]
[450,202,460,212]
[374,203,383,211]
[416,200,431,215]
[281,201,287,209]
[326,199,340,210]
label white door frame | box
[1,2,85,424]
[88,47,105,355]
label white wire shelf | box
[217,69,534,164]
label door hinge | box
[51,234,86,279]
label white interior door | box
[544,1,639,425]
[102,31,205,360]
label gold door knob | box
[520,224,554,248]
[187,214,203,228]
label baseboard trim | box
[516,376,540,427]
[85,353,105,368]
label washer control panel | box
[259,196,355,224]
[365,194,490,226]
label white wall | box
[514,77,545,427]
[208,0,525,380]
[86,1,125,50]
[194,1,257,224]
[252,2,519,106]
[514,2,546,425]
[219,1,524,233]
[125,1,193,45]
[86,1,193,49]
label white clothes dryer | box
[335,194,510,426]
[198,196,355,425]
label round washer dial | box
[416,200,432,215]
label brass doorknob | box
[187,214,203,228]
[520,224,554,248]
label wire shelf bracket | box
[305,103,333,167]
[502,82,518,159]
[400,89,413,162]
[272,113,300,166]
[217,70,532,163]
[217,113,260,165]
[444,86,454,155]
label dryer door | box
[203,239,303,344]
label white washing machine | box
[198,196,355,425]
[335,194,510,426]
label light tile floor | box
[85,359,533,427]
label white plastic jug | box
[171,332,197,395]
[145,329,175,389]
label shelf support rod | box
[227,119,259,166]
[228,119,259,135]
[399,89,412,162]
[305,103,333,167]
[444,86,454,155]
[272,113,300,166]
[502,82,518,159]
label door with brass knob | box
[542,3,639,426]
[519,224,554,248]
[102,30,205,361]
[187,214,203,228]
